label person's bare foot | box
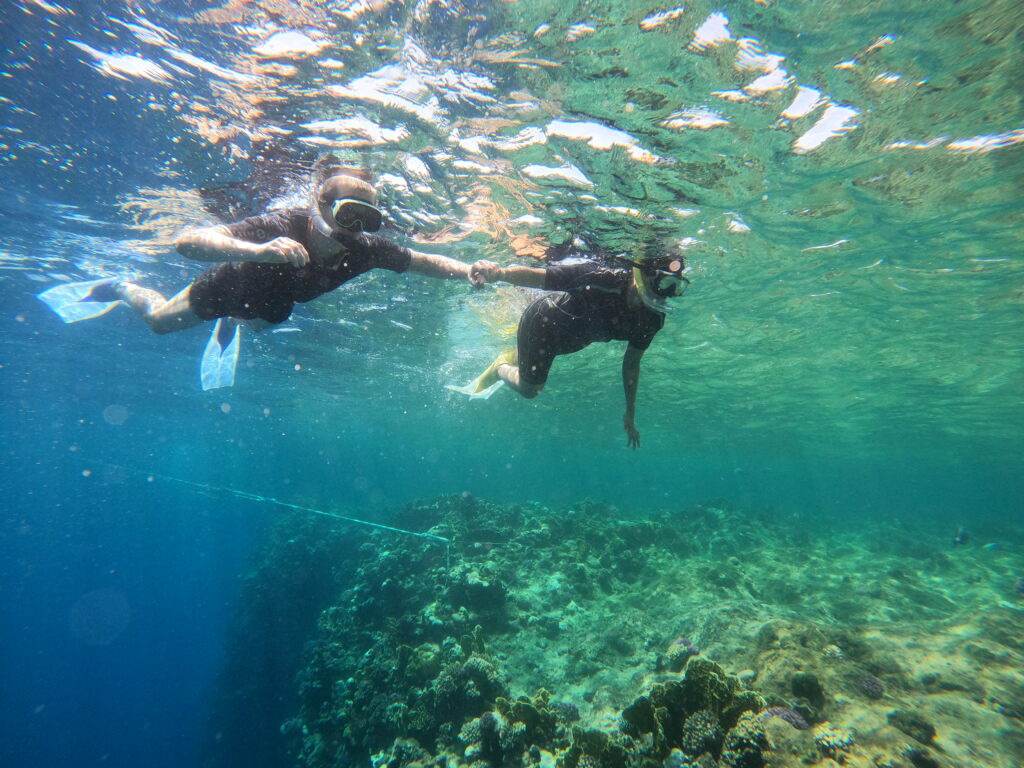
[84,279,122,302]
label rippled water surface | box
[4,0,1022,458]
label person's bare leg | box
[116,283,205,335]
[461,348,516,393]
[496,363,543,399]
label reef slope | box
[216,496,1024,768]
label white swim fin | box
[37,278,121,323]
[201,318,242,391]
[445,379,505,399]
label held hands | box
[469,259,502,287]
[624,413,641,450]
[259,237,310,267]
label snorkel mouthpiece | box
[631,254,689,313]
[311,205,338,240]
[633,266,670,314]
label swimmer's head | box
[631,251,689,313]
[315,172,383,233]
[310,160,383,237]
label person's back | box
[452,246,689,448]
[187,207,413,324]
[538,259,664,348]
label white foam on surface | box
[68,40,173,83]
[793,105,859,153]
[781,87,824,119]
[546,120,659,163]
[640,6,687,32]
[661,108,729,130]
[690,12,731,50]
[521,164,595,188]
[253,31,328,59]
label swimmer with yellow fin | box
[450,245,689,449]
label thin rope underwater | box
[119,466,452,551]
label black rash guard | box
[189,209,412,324]
[517,260,665,386]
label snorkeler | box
[452,245,689,449]
[39,160,484,388]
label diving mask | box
[647,260,690,298]
[330,198,383,233]
[631,257,689,313]
[312,173,383,238]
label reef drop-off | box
[205,495,1024,768]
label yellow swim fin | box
[446,348,517,398]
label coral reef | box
[679,710,724,758]
[812,721,854,756]
[200,515,366,768]
[757,707,808,730]
[857,674,885,700]
[719,713,768,767]
[663,638,700,672]
[208,496,1024,768]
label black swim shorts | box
[517,294,588,387]
[190,262,296,324]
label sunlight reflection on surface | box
[1,0,1021,450]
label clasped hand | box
[469,260,501,286]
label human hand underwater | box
[624,414,641,450]
[260,237,310,267]
[469,260,502,287]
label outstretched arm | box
[176,225,309,266]
[622,343,646,450]
[470,261,547,288]
[407,250,487,285]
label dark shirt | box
[225,210,412,301]
[541,260,664,351]
[190,209,412,323]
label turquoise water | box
[1,1,1021,766]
